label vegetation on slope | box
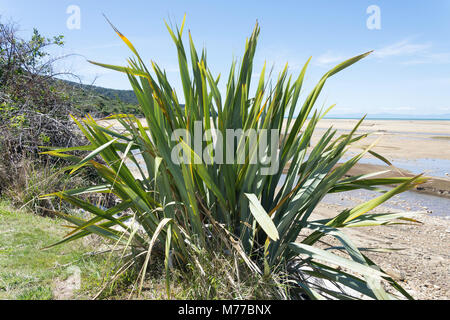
[0,19,139,213]
[61,80,140,116]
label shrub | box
[44,17,426,300]
[0,20,103,211]
[0,20,84,197]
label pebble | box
[385,268,406,281]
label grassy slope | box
[0,201,114,300]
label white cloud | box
[373,39,431,58]
[317,38,450,67]
[437,106,450,113]
[372,38,450,65]
[401,52,450,65]
[315,39,436,68]
[315,51,345,67]
[380,106,416,112]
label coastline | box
[283,162,450,199]
[298,119,450,200]
[103,117,450,199]
[343,163,450,199]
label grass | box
[0,200,282,300]
[94,252,287,300]
[0,201,115,300]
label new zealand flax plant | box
[42,16,427,299]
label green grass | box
[0,201,115,300]
[0,200,281,300]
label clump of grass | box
[172,248,288,300]
[17,286,53,300]
[96,242,288,300]
[44,16,427,300]
[0,158,116,216]
[1,159,71,214]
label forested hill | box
[60,80,140,116]
[74,82,138,105]
[62,80,186,116]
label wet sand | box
[343,163,450,199]
[288,119,450,197]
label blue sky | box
[1,0,450,116]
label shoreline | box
[342,163,450,199]
[283,162,450,199]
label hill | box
[73,82,138,105]
[61,80,187,117]
[59,80,141,116]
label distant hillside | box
[59,80,141,116]
[61,80,188,117]
[77,83,138,105]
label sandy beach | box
[309,119,450,161]
[310,119,450,199]
[106,118,450,160]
